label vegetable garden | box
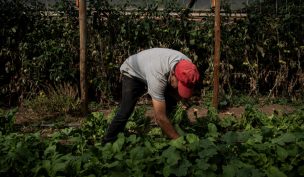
[0,0,303,176]
[1,105,304,176]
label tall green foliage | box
[220,0,304,98]
[0,0,79,106]
[0,0,303,106]
[85,0,213,102]
[0,0,40,105]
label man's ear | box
[171,70,175,76]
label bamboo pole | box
[79,0,88,115]
[212,0,221,109]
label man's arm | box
[152,99,180,139]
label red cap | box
[174,60,200,99]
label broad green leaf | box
[250,168,264,177]
[130,146,146,159]
[294,132,304,140]
[186,133,200,144]
[208,123,218,134]
[125,159,135,167]
[286,144,299,157]
[238,131,251,142]
[219,116,235,128]
[42,160,51,172]
[236,168,251,177]
[298,165,304,176]
[169,136,185,150]
[223,165,236,177]
[236,168,263,177]
[104,161,120,168]
[84,175,96,177]
[173,159,191,176]
[198,147,217,159]
[53,162,67,173]
[147,127,162,137]
[92,112,104,119]
[175,124,186,136]
[144,140,154,152]
[114,151,125,160]
[163,165,171,177]
[281,163,293,172]
[108,171,128,177]
[266,166,287,177]
[162,146,180,165]
[125,121,137,129]
[222,131,252,144]
[44,145,56,157]
[272,133,296,145]
[246,133,263,144]
[127,134,138,144]
[101,143,114,159]
[112,134,125,153]
[221,131,237,144]
[297,141,304,149]
[276,145,288,161]
[199,138,216,149]
[153,141,168,150]
[195,159,210,171]
[230,159,251,169]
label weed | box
[23,83,80,118]
[230,93,259,106]
[0,108,18,134]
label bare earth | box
[144,104,295,123]
[14,103,295,134]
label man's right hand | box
[152,99,180,139]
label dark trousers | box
[102,75,177,143]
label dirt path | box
[144,104,295,123]
[14,103,295,134]
[192,104,295,118]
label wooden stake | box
[76,0,79,8]
[211,0,216,9]
[212,0,221,109]
[79,0,88,115]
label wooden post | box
[212,0,221,109]
[211,0,216,9]
[79,0,88,115]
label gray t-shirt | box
[120,48,191,101]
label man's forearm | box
[155,115,180,139]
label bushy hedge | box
[0,0,303,106]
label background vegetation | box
[0,0,303,109]
[0,1,303,176]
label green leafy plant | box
[0,108,17,134]
[81,111,108,143]
[1,105,304,176]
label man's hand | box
[152,99,180,139]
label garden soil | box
[15,103,295,134]
[144,103,295,123]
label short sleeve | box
[146,74,167,101]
